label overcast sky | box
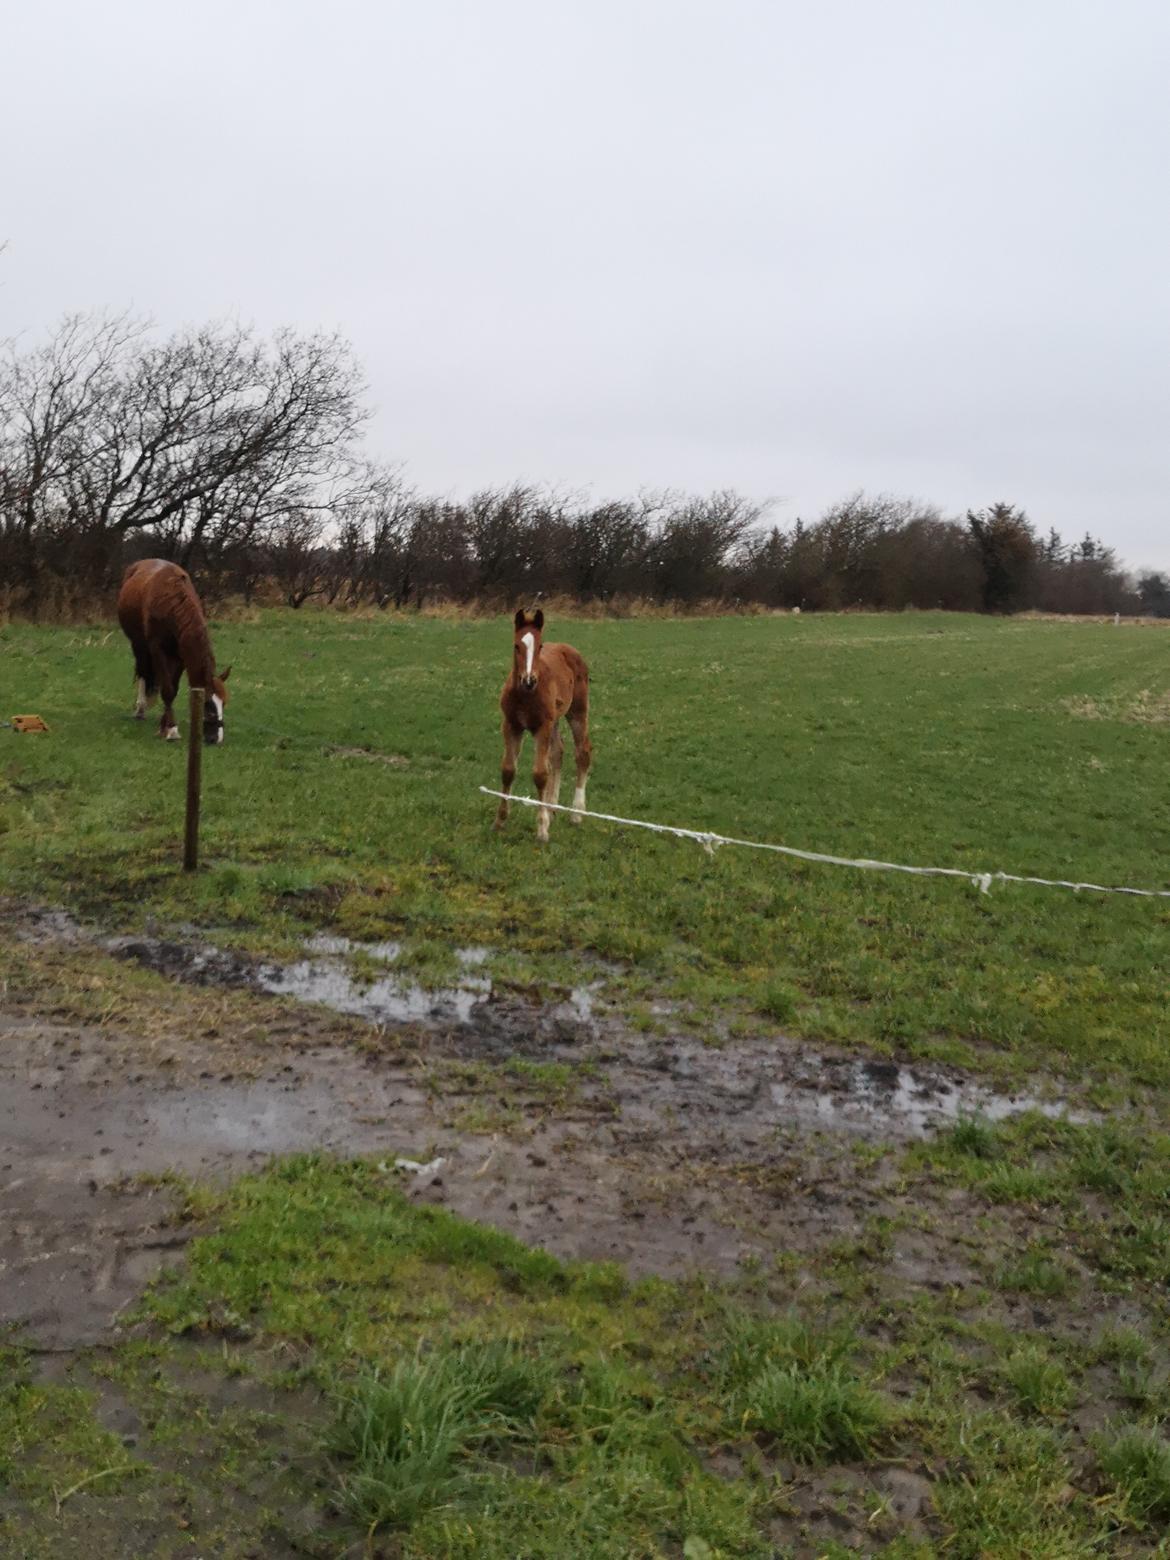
[4,0,1168,568]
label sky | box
[3,0,1168,569]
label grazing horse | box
[116,559,230,744]
[495,608,592,842]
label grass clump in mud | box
[910,1112,1170,1316]
[1000,1345,1075,1419]
[0,1347,142,1510]
[328,1343,553,1530]
[1099,1426,1170,1526]
[716,1313,891,1462]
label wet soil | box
[2,904,1089,1352]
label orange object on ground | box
[10,715,49,732]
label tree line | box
[2,312,1166,618]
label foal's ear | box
[219,664,232,682]
[533,609,544,630]
[514,609,527,629]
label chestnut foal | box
[494,609,592,842]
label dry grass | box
[3,583,775,627]
[1016,610,1170,628]
[327,745,411,767]
[1063,689,1170,725]
[7,581,1169,629]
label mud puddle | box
[1,902,1093,1350]
[89,920,1079,1135]
[767,1054,1081,1135]
[1,1013,762,1348]
[11,903,1085,1141]
[96,923,601,1038]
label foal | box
[495,609,592,842]
[116,559,231,744]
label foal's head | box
[205,665,232,746]
[512,609,544,692]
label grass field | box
[4,609,1170,1556]
[2,609,1168,1083]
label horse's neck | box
[176,620,216,689]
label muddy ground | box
[2,900,1088,1354]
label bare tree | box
[268,509,330,608]
[565,497,654,600]
[647,490,765,601]
[0,314,368,612]
[0,310,1145,619]
[0,312,148,609]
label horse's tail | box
[130,644,157,697]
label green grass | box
[1098,1426,1170,1525]
[10,1149,1170,1554]
[2,610,1169,1082]
[4,610,1170,1553]
[737,1360,890,1460]
[0,1351,142,1504]
[915,1114,1170,1312]
[140,1157,773,1555]
[948,1114,1003,1159]
[715,1310,891,1460]
[327,1343,554,1530]
[1000,1346,1075,1418]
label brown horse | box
[116,559,231,744]
[494,609,592,842]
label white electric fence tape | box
[478,789,1170,900]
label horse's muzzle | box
[521,675,537,692]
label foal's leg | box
[532,722,558,843]
[493,721,523,830]
[547,722,565,810]
[568,704,593,824]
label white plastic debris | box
[387,1156,446,1176]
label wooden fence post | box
[183,687,204,872]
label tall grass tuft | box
[1098,1425,1170,1524]
[716,1311,889,1462]
[328,1341,553,1530]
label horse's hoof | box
[164,727,180,741]
[133,709,145,721]
[568,812,583,826]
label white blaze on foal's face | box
[521,631,536,689]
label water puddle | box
[767,1055,1084,1136]
[254,932,598,1034]
[9,903,1089,1140]
[256,956,491,1026]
